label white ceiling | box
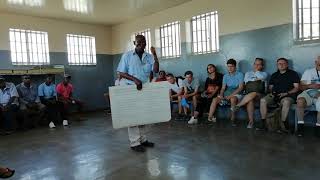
[0,0,191,25]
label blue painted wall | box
[113,24,320,83]
[0,51,114,111]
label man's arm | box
[150,47,159,73]
[218,84,226,98]
[119,72,143,90]
[300,81,320,91]
[279,83,300,98]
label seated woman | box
[188,64,223,124]
[231,58,268,129]
[208,59,244,126]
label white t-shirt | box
[168,79,183,93]
[301,68,320,96]
[301,68,320,84]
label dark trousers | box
[58,100,83,120]
[0,104,18,131]
[21,104,45,129]
[42,99,60,124]
[195,97,214,117]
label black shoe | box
[175,114,185,120]
[141,141,155,148]
[130,145,146,152]
[256,119,267,131]
[297,124,304,137]
[315,126,320,138]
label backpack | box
[266,107,282,131]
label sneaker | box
[188,117,198,124]
[208,116,217,123]
[49,122,56,128]
[130,145,146,152]
[297,124,304,137]
[175,114,185,121]
[230,105,240,112]
[63,120,69,126]
[247,122,253,129]
[231,121,237,127]
[141,141,154,148]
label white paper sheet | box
[109,82,171,129]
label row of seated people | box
[158,57,320,138]
[0,74,83,135]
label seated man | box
[0,76,19,134]
[231,58,268,128]
[258,58,300,133]
[153,70,167,82]
[296,56,320,137]
[38,75,59,128]
[56,74,83,126]
[16,75,45,129]
[208,59,244,126]
[182,71,200,120]
[188,64,223,124]
[166,73,184,115]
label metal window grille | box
[296,0,320,41]
[7,0,43,7]
[132,29,152,53]
[160,21,181,58]
[9,28,50,65]
[63,0,91,14]
[191,11,219,54]
[66,34,97,65]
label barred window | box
[295,0,320,41]
[160,21,181,58]
[131,29,151,53]
[63,0,92,14]
[7,0,44,7]
[9,28,50,65]
[66,34,96,65]
[191,11,219,54]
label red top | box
[56,83,73,99]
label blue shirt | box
[16,83,40,103]
[0,82,19,106]
[244,71,268,83]
[223,71,244,89]
[38,82,57,99]
[117,50,154,84]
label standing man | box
[117,35,159,152]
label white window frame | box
[191,11,219,54]
[9,28,50,65]
[160,21,181,59]
[131,29,152,53]
[7,0,44,7]
[294,0,320,42]
[66,34,97,66]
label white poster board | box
[109,82,171,129]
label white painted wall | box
[111,0,292,54]
[0,12,112,54]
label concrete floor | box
[1,112,320,180]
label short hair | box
[166,73,174,78]
[226,59,237,66]
[135,34,145,41]
[255,58,264,65]
[277,57,288,63]
[184,71,193,77]
[159,70,166,75]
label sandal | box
[0,168,15,179]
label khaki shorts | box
[298,90,315,106]
[262,93,294,106]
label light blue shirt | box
[38,82,57,99]
[117,50,154,84]
[244,71,268,83]
[0,82,19,106]
[223,71,244,89]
